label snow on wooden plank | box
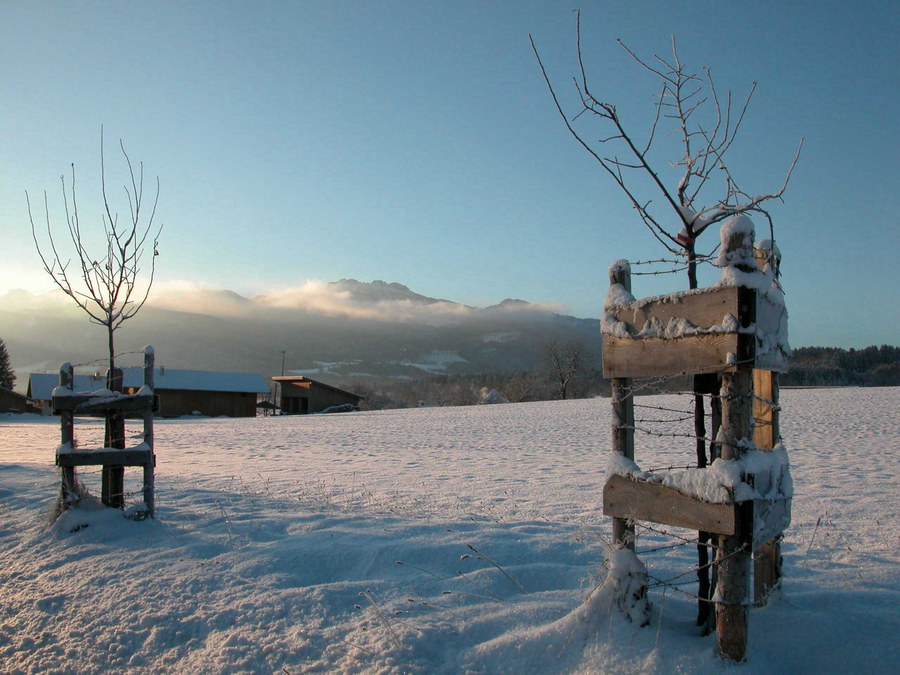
[603,473,738,535]
[606,285,742,336]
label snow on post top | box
[602,259,635,337]
[754,239,782,276]
[716,214,756,268]
[604,260,635,310]
[608,259,631,276]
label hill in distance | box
[1,280,601,386]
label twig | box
[360,589,405,651]
[463,544,526,593]
[802,515,823,566]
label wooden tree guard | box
[54,346,157,517]
[601,228,790,662]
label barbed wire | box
[635,412,695,424]
[607,355,786,610]
[68,350,150,370]
[634,402,696,415]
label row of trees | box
[346,343,900,411]
[782,345,900,387]
[342,340,604,410]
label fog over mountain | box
[1,280,601,387]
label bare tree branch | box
[532,10,802,271]
[27,129,163,374]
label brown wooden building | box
[271,375,364,414]
[28,368,269,418]
[0,386,37,414]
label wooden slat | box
[607,286,741,333]
[56,447,154,467]
[603,333,746,378]
[753,369,777,449]
[603,474,737,535]
[52,393,156,414]
[602,282,791,377]
[754,539,781,603]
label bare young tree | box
[531,12,802,288]
[27,129,162,376]
[531,14,802,631]
[27,130,162,509]
[544,339,587,400]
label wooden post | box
[694,372,719,633]
[102,367,126,509]
[715,224,756,662]
[59,362,76,505]
[752,368,781,603]
[716,369,753,660]
[142,346,156,517]
[752,241,783,604]
[609,262,635,551]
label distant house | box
[271,375,364,414]
[0,386,37,414]
[27,367,269,418]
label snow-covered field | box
[1,388,898,674]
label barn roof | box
[28,368,269,401]
[271,375,365,400]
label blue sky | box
[2,1,898,348]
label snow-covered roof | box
[28,368,269,401]
[270,375,365,400]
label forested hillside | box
[782,345,900,387]
[347,345,900,409]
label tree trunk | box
[102,325,125,509]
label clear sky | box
[2,0,898,348]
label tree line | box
[342,344,900,410]
[781,345,900,387]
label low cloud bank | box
[146,279,561,325]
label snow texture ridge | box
[0,389,898,674]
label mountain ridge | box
[0,281,601,386]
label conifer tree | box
[0,338,15,390]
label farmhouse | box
[0,386,37,414]
[28,367,269,418]
[271,375,364,414]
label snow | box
[601,263,636,339]
[1,388,899,673]
[606,439,792,505]
[602,216,790,372]
[716,215,756,269]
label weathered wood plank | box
[607,285,741,334]
[56,447,154,467]
[603,474,737,535]
[753,369,775,449]
[603,333,747,378]
[751,367,785,604]
[753,538,782,604]
[52,393,156,414]
[602,280,789,377]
